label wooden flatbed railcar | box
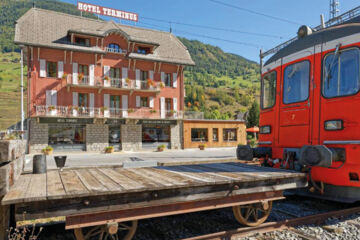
[1,162,307,240]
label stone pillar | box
[86,123,109,152]
[29,119,48,153]
[170,121,182,150]
[121,120,142,151]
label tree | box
[246,101,259,128]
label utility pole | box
[330,0,340,19]
[20,47,24,135]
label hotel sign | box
[77,2,138,22]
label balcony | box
[35,105,203,120]
[65,74,161,92]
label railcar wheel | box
[232,201,272,227]
[74,221,138,240]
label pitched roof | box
[15,8,195,66]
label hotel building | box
[15,8,195,152]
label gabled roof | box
[15,8,195,66]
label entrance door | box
[278,57,313,147]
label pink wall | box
[27,33,185,117]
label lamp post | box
[20,46,24,136]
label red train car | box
[237,7,360,203]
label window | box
[261,71,276,109]
[165,73,172,87]
[48,125,86,145]
[107,43,122,53]
[46,62,57,78]
[283,61,310,104]
[78,93,88,107]
[110,68,120,79]
[110,95,120,109]
[140,71,148,81]
[140,97,148,107]
[213,128,219,142]
[75,37,90,47]
[142,125,170,143]
[137,47,150,54]
[79,64,89,76]
[191,128,208,142]
[223,128,237,141]
[165,98,172,111]
[323,48,360,98]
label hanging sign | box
[77,1,138,22]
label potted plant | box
[198,144,206,150]
[147,79,153,88]
[78,73,84,82]
[170,110,177,114]
[128,108,134,113]
[48,105,56,111]
[125,78,130,84]
[54,156,67,169]
[157,144,166,152]
[62,73,68,80]
[105,146,114,153]
[42,146,53,155]
[160,82,165,89]
[150,109,157,114]
[101,106,108,113]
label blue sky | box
[60,0,359,62]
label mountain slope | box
[0,0,259,129]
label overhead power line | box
[208,0,302,26]
[140,16,284,39]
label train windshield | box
[323,48,360,98]
[261,71,276,109]
[283,61,310,104]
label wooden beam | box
[65,191,284,229]
[64,50,67,64]
[153,62,157,72]
[158,62,162,73]
[95,54,97,64]
[176,65,180,75]
[30,47,33,61]
[70,51,73,64]
[133,59,136,71]
[128,59,131,69]
[131,42,135,53]
[37,47,40,61]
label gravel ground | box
[32,195,360,240]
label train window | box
[323,48,360,98]
[261,71,276,109]
[283,61,310,104]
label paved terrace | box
[24,147,237,171]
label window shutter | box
[149,70,154,80]
[160,97,165,119]
[51,90,57,106]
[89,93,95,116]
[40,59,46,77]
[135,69,141,89]
[72,62,78,84]
[89,64,95,86]
[58,61,64,79]
[173,97,177,111]
[72,92,78,106]
[161,72,165,83]
[136,96,140,107]
[104,65,110,76]
[122,95,128,118]
[122,67,128,88]
[46,90,52,106]
[104,94,110,117]
[149,96,154,108]
[173,73,177,88]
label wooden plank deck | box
[2,162,306,206]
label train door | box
[278,53,314,147]
[319,45,360,144]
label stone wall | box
[121,120,142,151]
[29,119,48,153]
[170,121,182,149]
[0,140,25,240]
[86,123,109,152]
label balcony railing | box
[105,47,127,55]
[65,74,160,91]
[35,105,203,120]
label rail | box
[35,105,204,120]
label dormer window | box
[75,37,90,47]
[106,43,125,54]
[137,47,150,54]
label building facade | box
[183,120,246,149]
[15,8,194,153]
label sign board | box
[39,117,93,124]
[137,120,177,125]
[77,1,138,22]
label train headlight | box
[260,125,271,134]
[324,120,343,131]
